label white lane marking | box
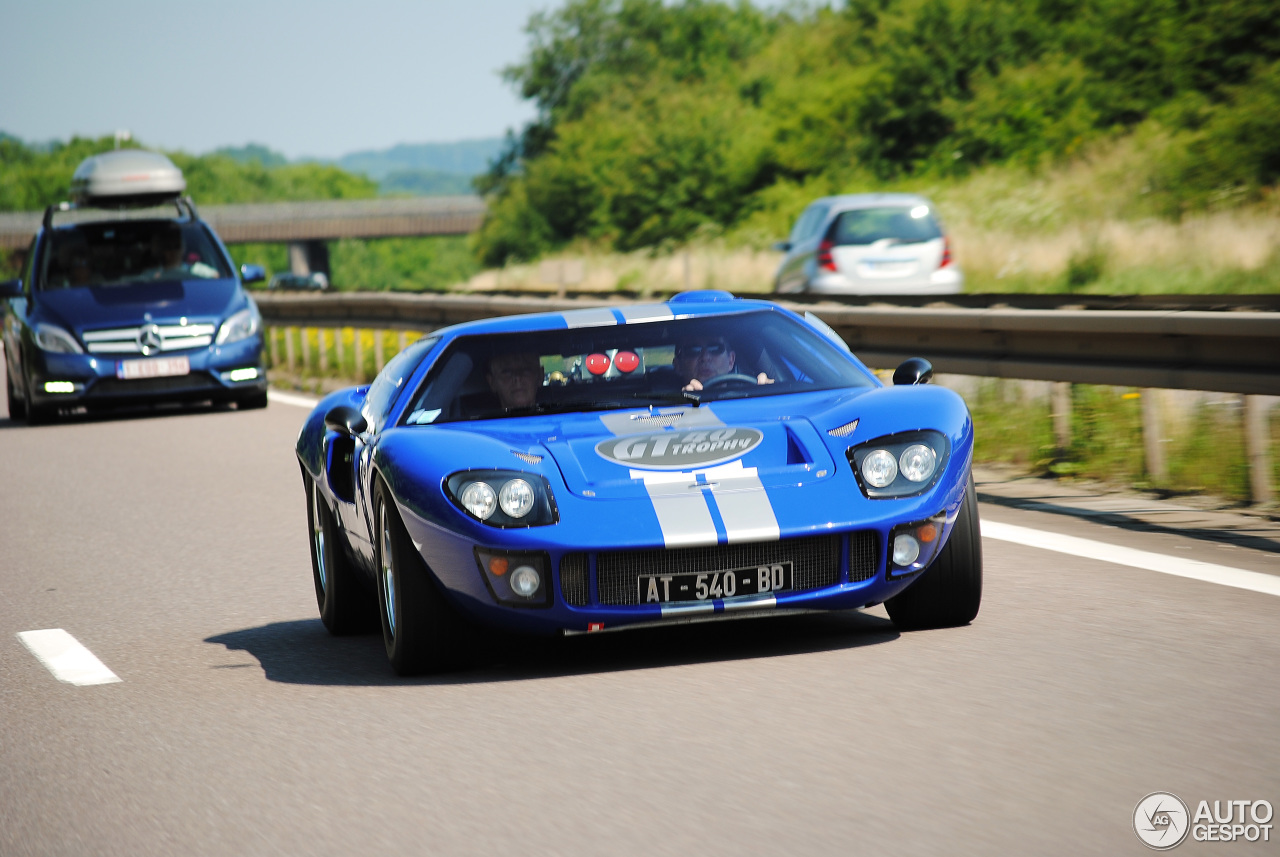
[268,390,321,409]
[982,520,1280,598]
[17,629,121,686]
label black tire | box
[5,368,26,421]
[373,478,467,675]
[237,391,269,410]
[18,372,55,425]
[886,474,983,630]
[305,471,376,635]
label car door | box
[345,338,439,568]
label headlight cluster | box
[888,510,949,578]
[474,548,551,607]
[447,470,558,527]
[847,431,949,498]
[216,303,261,345]
[34,323,83,354]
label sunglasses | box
[676,342,728,358]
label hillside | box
[475,0,1280,266]
[336,138,505,182]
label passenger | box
[673,335,773,392]
[147,227,186,278]
[486,351,544,410]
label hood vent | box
[629,412,684,428]
[827,419,859,438]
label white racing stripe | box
[17,629,121,686]
[267,390,321,409]
[982,519,1280,598]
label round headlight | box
[893,534,921,566]
[899,444,937,483]
[460,481,497,520]
[861,449,898,488]
[509,565,541,598]
[499,478,535,518]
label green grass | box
[961,380,1269,503]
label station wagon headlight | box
[34,323,84,354]
[448,470,558,527]
[848,431,950,498]
[216,304,261,345]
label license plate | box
[116,356,190,380]
[638,562,793,604]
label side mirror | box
[0,278,24,298]
[771,241,792,253]
[240,264,266,285]
[324,404,367,435]
[893,357,934,386]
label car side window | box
[789,204,829,244]
[361,336,439,432]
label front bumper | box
[395,483,966,637]
[26,335,266,409]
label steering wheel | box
[701,373,760,389]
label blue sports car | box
[296,291,981,674]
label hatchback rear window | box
[829,207,942,246]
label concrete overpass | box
[0,195,487,277]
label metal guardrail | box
[254,291,1280,396]
[0,196,487,250]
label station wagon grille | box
[559,533,879,608]
[82,323,217,355]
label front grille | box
[597,535,842,606]
[848,531,880,582]
[83,323,216,355]
[87,374,219,398]
[560,553,589,606]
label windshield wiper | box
[623,389,702,407]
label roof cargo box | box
[70,150,186,207]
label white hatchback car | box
[773,193,963,296]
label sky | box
[1,0,552,160]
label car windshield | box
[40,219,232,289]
[402,310,874,425]
[830,206,942,246]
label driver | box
[486,351,544,410]
[674,335,772,392]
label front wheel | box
[886,474,983,630]
[305,471,376,635]
[5,368,26,421]
[374,479,467,675]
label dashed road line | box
[17,629,121,686]
[267,390,321,409]
[982,520,1280,598]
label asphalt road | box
[2,384,1277,856]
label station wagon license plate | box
[638,562,793,604]
[116,356,190,380]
